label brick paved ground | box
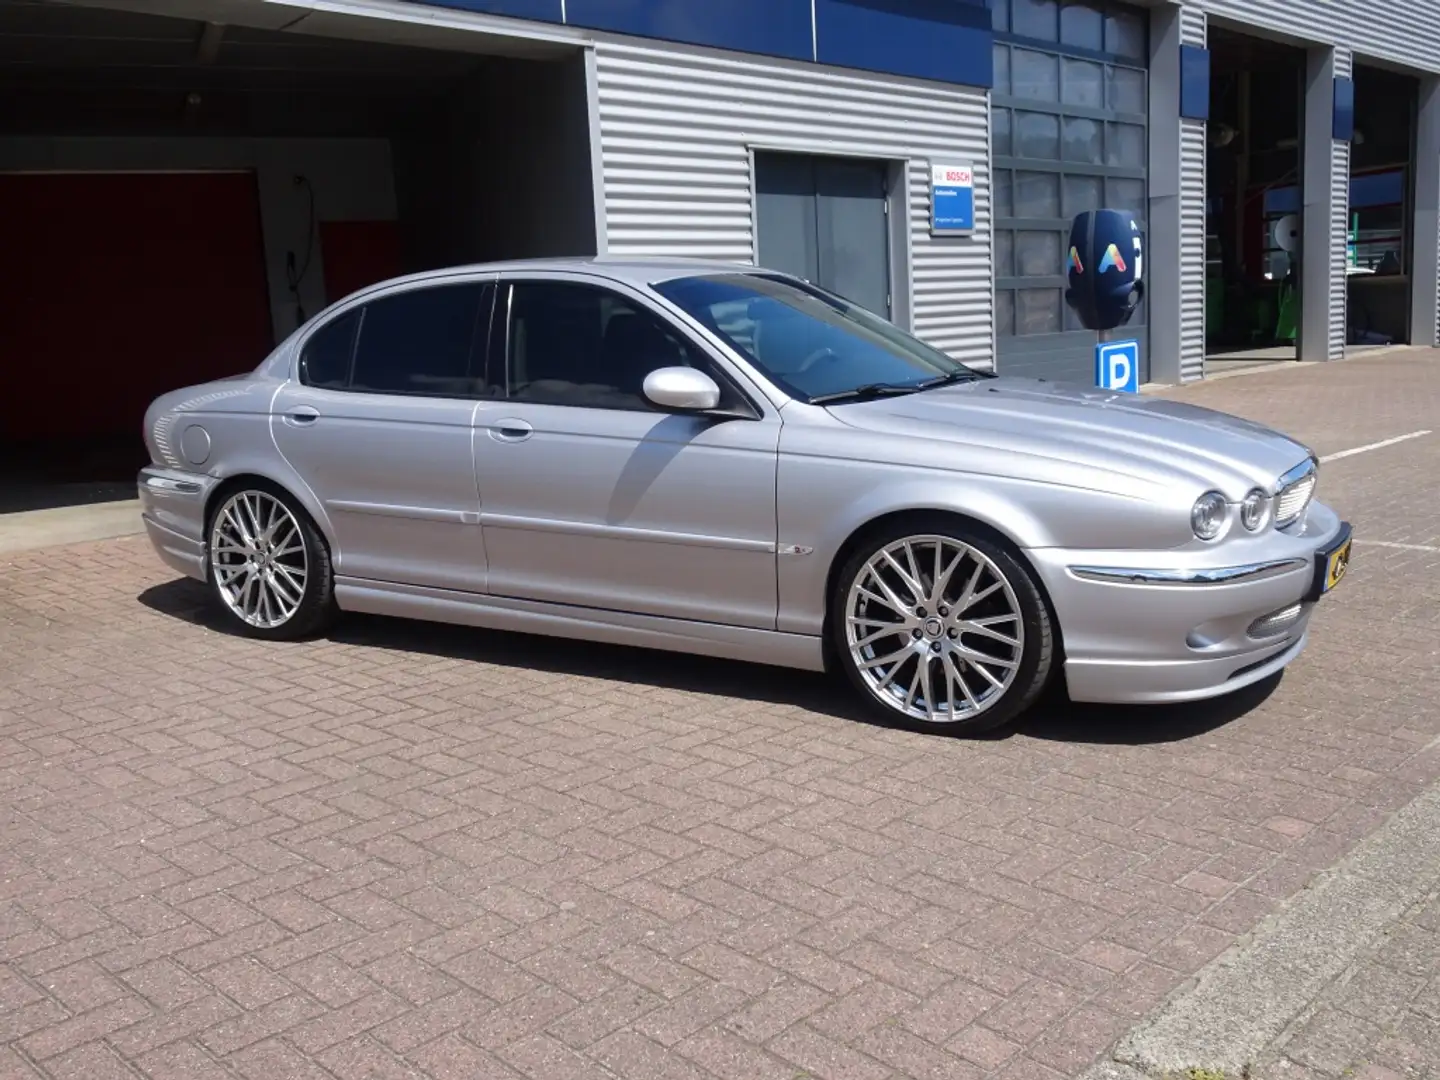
[1263,888,1440,1080]
[1,350,1438,1080]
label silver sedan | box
[139,258,1353,734]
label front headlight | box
[1240,489,1268,531]
[1191,491,1228,540]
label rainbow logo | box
[1098,243,1127,274]
[1068,246,1084,274]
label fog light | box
[1247,603,1303,639]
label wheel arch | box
[203,471,334,558]
[818,507,1065,673]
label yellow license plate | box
[1324,538,1352,592]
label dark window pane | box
[993,169,1013,218]
[1013,49,1059,101]
[1016,288,1062,334]
[1015,231,1061,276]
[1014,171,1060,217]
[1107,177,1146,216]
[300,309,359,390]
[995,290,1015,337]
[993,44,1011,94]
[993,0,1009,31]
[1059,1,1103,49]
[508,282,703,409]
[1106,122,1146,167]
[1014,111,1061,159]
[994,230,1015,276]
[993,108,1013,156]
[1063,174,1103,215]
[1062,57,1104,107]
[1063,116,1104,163]
[1107,65,1146,112]
[350,283,489,396]
[1012,0,1058,41]
[1105,7,1146,60]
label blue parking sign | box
[1095,340,1139,393]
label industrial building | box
[4,0,1439,492]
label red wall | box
[320,220,404,306]
[0,170,274,444]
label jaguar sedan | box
[139,257,1352,734]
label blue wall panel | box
[1333,76,1356,142]
[411,0,995,88]
[1179,45,1210,121]
[567,0,813,62]
[815,0,993,87]
[417,0,563,22]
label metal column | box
[1299,44,1351,362]
[1411,76,1440,347]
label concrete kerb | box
[1078,775,1440,1080]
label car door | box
[472,274,782,630]
[270,277,495,594]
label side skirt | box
[334,577,827,673]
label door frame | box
[746,144,914,332]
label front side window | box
[652,273,980,402]
[504,281,714,410]
[299,282,494,397]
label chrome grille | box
[1274,459,1318,528]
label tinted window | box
[652,273,975,402]
[300,309,359,389]
[506,282,708,409]
[348,282,493,397]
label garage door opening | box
[1203,27,1307,371]
[0,0,596,508]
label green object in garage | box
[1276,280,1297,343]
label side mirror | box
[642,367,721,412]
[1064,209,1145,331]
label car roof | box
[354,256,768,296]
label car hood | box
[824,376,1313,497]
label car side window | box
[504,281,715,410]
[299,309,359,390]
[300,282,496,397]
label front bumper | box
[138,466,216,582]
[1029,500,1350,705]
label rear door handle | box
[285,406,320,426]
[491,419,533,442]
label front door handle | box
[491,418,533,442]
[285,406,320,426]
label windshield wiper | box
[915,369,994,390]
[808,383,925,405]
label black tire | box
[206,479,337,641]
[828,514,1055,736]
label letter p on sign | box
[1095,340,1140,393]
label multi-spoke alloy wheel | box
[832,521,1054,733]
[207,484,335,639]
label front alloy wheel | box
[833,521,1054,733]
[208,484,335,639]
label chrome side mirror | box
[642,367,721,411]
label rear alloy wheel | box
[832,520,1054,734]
[208,484,335,640]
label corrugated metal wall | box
[591,41,996,368]
[1329,48,1353,361]
[1179,6,1208,382]
[1195,0,1440,72]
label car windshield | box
[651,272,983,403]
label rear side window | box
[299,282,496,397]
[300,309,359,389]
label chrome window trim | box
[1067,558,1307,586]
